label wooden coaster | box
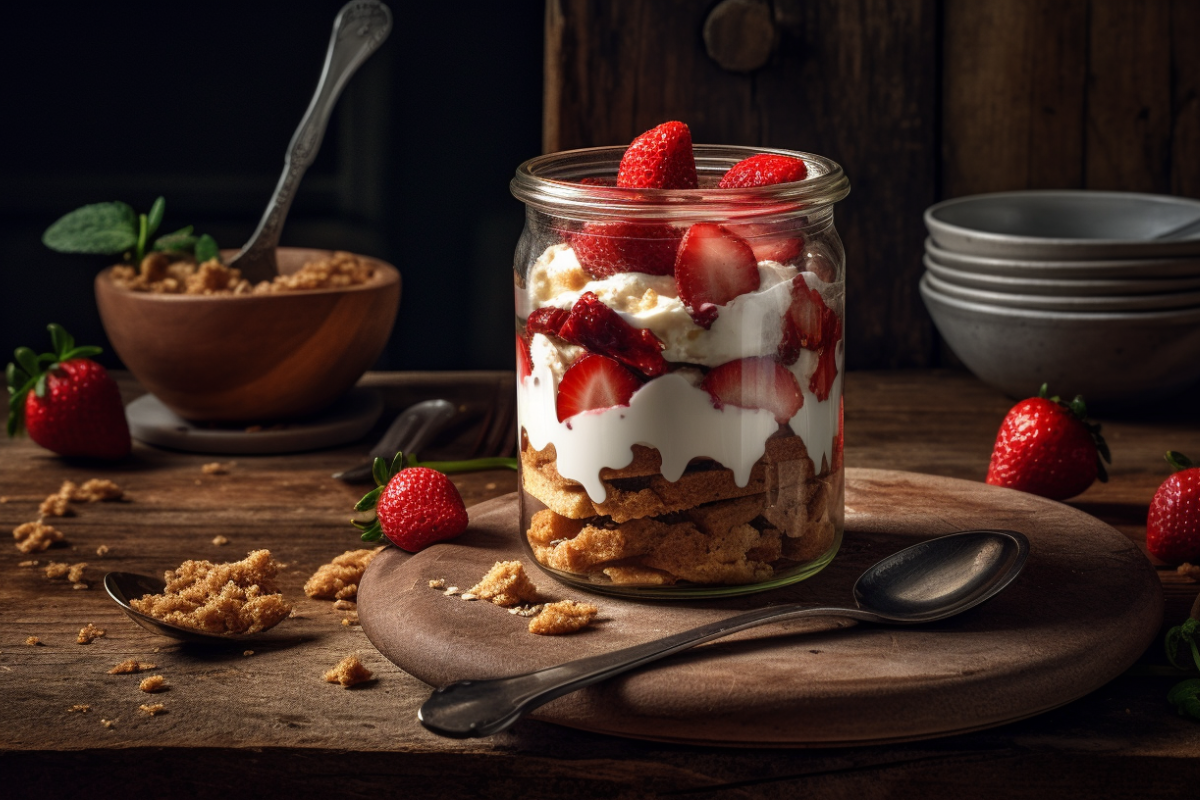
[358,468,1162,746]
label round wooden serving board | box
[358,468,1163,747]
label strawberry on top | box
[718,153,809,188]
[616,121,698,190]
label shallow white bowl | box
[923,269,1200,312]
[924,255,1200,297]
[925,191,1200,260]
[919,274,1200,405]
[924,237,1200,279]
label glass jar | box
[509,145,849,598]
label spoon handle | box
[234,1,392,281]
[418,602,878,738]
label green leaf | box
[135,213,149,264]
[42,201,138,255]
[147,197,165,240]
[1167,679,1200,721]
[6,362,27,391]
[1037,383,1048,398]
[354,486,384,512]
[48,323,73,357]
[14,348,38,377]
[1167,451,1196,472]
[59,346,103,362]
[153,226,197,253]
[372,457,390,487]
[195,233,220,263]
[34,373,48,398]
[359,520,383,542]
[1069,396,1087,420]
[391,450,407,476]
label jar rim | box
[511,144,850,221]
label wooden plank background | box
[544,0,1200,370]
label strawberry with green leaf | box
[352,452,470,552]
[7,324,131,459]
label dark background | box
[0,0,543,372]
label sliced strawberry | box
[674,223,761,328]
[556,354,643,422]
[558,291,667,377]
[526,307,569,338]
[578,176,617,186]
[778,278,833,364]
[617,121,698,189]
[701,357,803,424]
[718,154,808,188]
[568,221,681,278]
[516,333,532,380]
[728,223,805,264]
[808,311,842,401]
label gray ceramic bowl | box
[923,269,1200,312]
[920,275,1200,405]
[925,191,1200,260]
[923,255,1200,297]
[924,237,1200,279]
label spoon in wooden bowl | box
[229,0,392,284]
[417,529,1030,738]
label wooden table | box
[2,370,1198,799]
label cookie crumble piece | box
[323,654,373,688]
[40,482,77,517]
[467,561,540,607]
[304,548,382,600]
[18,560,39,567]
[528,600,599,636]
[212,535,229,546]
[139,703,166,716]
[67,563,88,583]
[201,462,230,475]
[77,623,106,644]
[139,675,167,693]
[108,659,157,675]
[25,636,41,646]
[1179,563,1200,582]
[43,561,70,579]
[243,650,254,657]
[101,719,116,729]
[67,704,91,713]
[96,545,110,557]
[75,479,124,502]
[13,520,65,553]
[428,578,446,589]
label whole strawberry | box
[353,453,469,552]
[6,323,131,459]
[985,385,1110,501]
[1146,451,1200,564]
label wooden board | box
[358,468,1163,747]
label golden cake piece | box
[467,561,541,607]
[324,654,373,688]
[130,550,291,635]
[77,623,106,644]
[529,600,598,635]
[304,548,382,600]
[139,675,167,693]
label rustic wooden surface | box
[360,474,1161,746]
[2,370,1199,799]
[544,0,939,371]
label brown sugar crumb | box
[332,599,356,611]
[129,550,291,635]
[43,561,70,579]
[201,462,230,475]
[75,479,124,502]
[67,563,88,583]
[101,719,116,729]
[73,582,89,590]
[77,623,106,644]
[40,482,76,517]
[323,654,373,688]
[260,252,375,292]
[25,636,41,646]
[96,545,110,557]
[212,535,230,546]
[1178,563,1200,582]
[508,604,544,617]
[139,703,166,716]
[139,675,167,693]
[304,548,382,601]
[428,578,446,589]
[13,520,65,553]
[243,650,254,657]
[528,600,599,636]
[108,659,157,675]
[18,560,39,567]
[67,704,91,713]
[467,561,541,608]
[113,252,373,295]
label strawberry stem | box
[6,324,102,439]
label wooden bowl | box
[94,247,401,422]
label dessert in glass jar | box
[510,122,849,598]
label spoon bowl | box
[418,529,1030,738]
[104,572,279,645]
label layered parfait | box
[511,122,848,595]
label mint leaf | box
[153,226,197,253]
[42,202,137,254]
[147,197,165,240]
[195,233,220,263]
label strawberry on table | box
[617,121,698,190]
[558,292,667,377]
[555,354,643,422]
[985,385,1111,501]
[701,356,803,424]
[675,223,761,328]
[568,221,682,279]
[354,454,469,552]
[6,323,131,459]
[1146,451,1200,564]
[718,153,809,188]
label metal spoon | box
[104,572,279,645]
[228,0,392,284]
[418,528,1030,739]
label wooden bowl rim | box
[93,247,400,303]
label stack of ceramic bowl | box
[920,190,1200,406]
